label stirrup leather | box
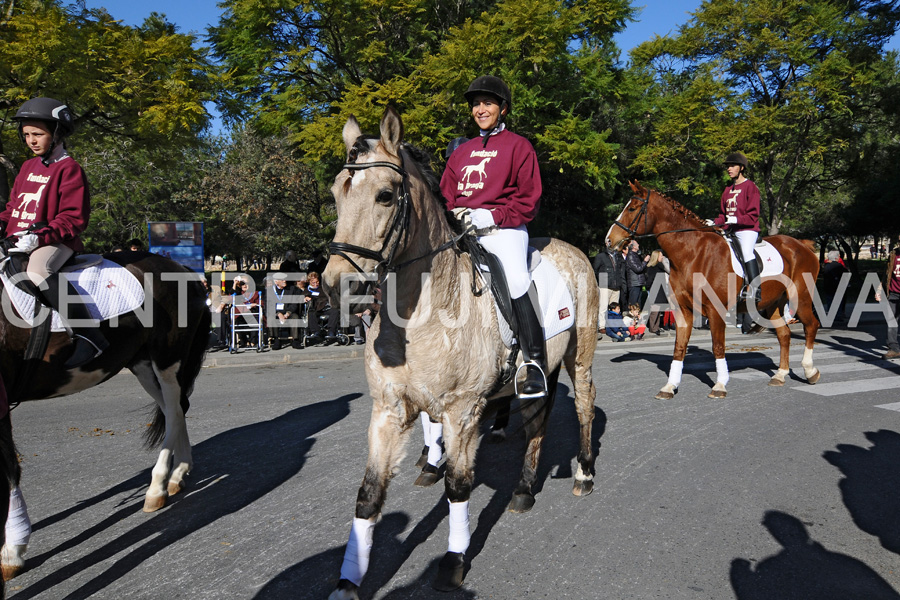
[515,360,548,399]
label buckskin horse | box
[323,107,599,598]
[606,181,820,400]
[0,250,210,589]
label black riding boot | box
[511,286,548,398]
[40,274,109,369]
[742,256,762,303]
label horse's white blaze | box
[605,205,628,247]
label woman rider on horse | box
[440,75,547,398]
[1,97,108,368]
[705,151,762,303]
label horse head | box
[605,180,654,250]
[324,106,445,314]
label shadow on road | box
[730,511,900,599]
[823,429,900,555]
[13,393,359,600]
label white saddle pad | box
[489,255,575,348]
[728,240,785,278]
[1,256,145,332]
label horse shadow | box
[822,429,900,555]
[609,347,774,388]
[729,510,900,599]
[13,393,359,600]
[254,382,605,598]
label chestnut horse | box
[0,251,210,589]
[606,181,820,399]
[323,107,598,598]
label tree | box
[0,1,217,203]
[210,0,635,251]
[174,127,331,262]
[627,0,900,235]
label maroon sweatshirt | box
[714,178,760,233]
[2,152,89,251]
[440,129,541,229]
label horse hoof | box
[433,551,465,592]
[768,378,785,387]
[167,480,184,496]
[655,391,674,400]
[572,480,594,497]
[707,389,727,399]
[2,563,24,581]
[808,370,821,385]
[414,464,440,487]
[489,429,506,443]
[328,579,360,600]
[507,493,536,513]
[414,445,429,469]
[143,493,168,513]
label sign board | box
[148,221,205,273]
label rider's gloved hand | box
[451,207,473,230]
[704,219,716,227]
[9,233,39,254]
[725,216,737,225]
[470,208,495,231]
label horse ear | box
[379,106,404,157]
[343,115,362,151]
[629,180,642,193]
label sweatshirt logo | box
[14,184,45,221]
[724,189,740,215]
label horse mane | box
[648,187,706,226]
[400,143,466,235]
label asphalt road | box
[5,322,900,599]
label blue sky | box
[82,0,700,54]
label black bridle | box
[328,158,469,279]
[328,160,413,277]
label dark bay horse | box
[606,181,820,399]
[323,107,598,598]
[0,251,210,587]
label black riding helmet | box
[464,76,512,114]
[14,97,75,139]
[723,151,749,169]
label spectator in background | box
[874,243,900,360]
[127,238,143,251]
[605,302,629,342]
[624,303,646,340]
[821,250,849,323]
[267,273,303,350]
[624,239,649,306]
[279,250,302,273]
[592,244,626,335]
[645,249,670,335]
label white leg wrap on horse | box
[420,412,429,439]
[715,358,730,387]
[447,500,470,554]
[427,422,443,467]
[667,360,684,389]
[339,517,376,586]
[5,487,31,546]
[802,347,816,379]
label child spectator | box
[605,302,630,342]
[624,303,646,340]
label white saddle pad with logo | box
[485,254,575,348]
[1,257,145,332]
[728,240,785,278]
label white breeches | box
[478,225,530,299]
[734,230,758,263]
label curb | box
[202,344,364,368]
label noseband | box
[328,160,413,276]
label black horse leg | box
[489,396,511,443]
[508,367,560,513]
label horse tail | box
[800,239,817,253]
[144,406,166,449]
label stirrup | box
[514,360,548,399]
[64,334,105,369]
